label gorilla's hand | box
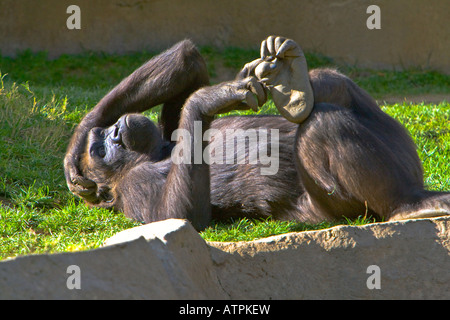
[195,77,267,116]
[236,58,264,80]
[223,76,267,113]
[255,36,314,124]
[64,124,100,204]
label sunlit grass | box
[0,48,448,259]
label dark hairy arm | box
[64,40,209,203]
[118,77,267,230]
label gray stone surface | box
[209,217,450,299]
[0,219,227,299]
[1,217,449,299]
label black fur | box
[65,40,450,231]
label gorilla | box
[64,36,450,231]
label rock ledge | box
[1,217,449,299]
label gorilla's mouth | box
[87,115,131,161]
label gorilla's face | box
[81,114,162,182]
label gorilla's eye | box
[98,145,106,158]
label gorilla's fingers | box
[276,39,301,58]
[238,77,267,112]
[266,35,276,58]
[246,77,267,107]
[236,58,263,80]
[70,175,97,198]
[254,60,280,85]
[260,39,270,60]
[274,36,287,55]
[244,91,259,111]
[72,175,96,188]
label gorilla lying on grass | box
[64,36,450,231]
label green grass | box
[201,215,377,242]
[0,198,139,257]
[0,48,449,260]
[382,102,450,191]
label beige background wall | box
[1,0,449,73]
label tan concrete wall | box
[2,217,450,299]
[1,0,449,73]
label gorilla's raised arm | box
[79,77,267,230]
[64,40,209,203]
